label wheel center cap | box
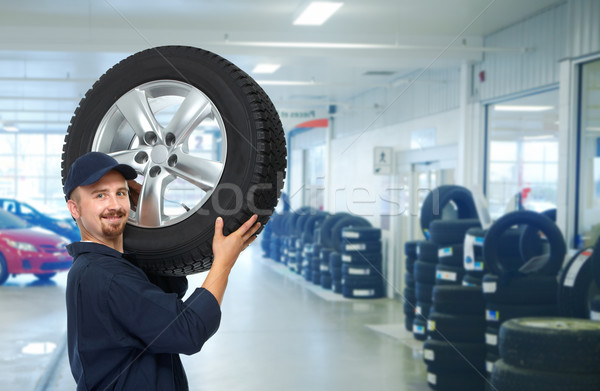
[151,145,168,164]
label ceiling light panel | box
[494,105,554,112]
[294,2,343,26]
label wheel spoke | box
[164,89,212,145]
[108,148,151,173]
[167,153,223,192]
[116,88,161,143]
[136,174,166,226]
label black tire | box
[331,279,342,294]
[519,208,556,263]
[0,254,8,285]
[426,367,485,391]
[483,211,566,277]
[405,256,416,273]
[341,264,381,278]
[328,251,341,270]
[405,240,420,259]
[462,272,483,287]
[61,46,286,275]
[491,359,600,391]
[427,311,486,343]
[303,212,329,239]
[341,227,381,241]
[415,282,434,302]
[431,285,484,315]
[414,261,437,284]
[404,271,415,287]
[341,276,384,299]
[437,244,464,267]
[341,240,382,254]
[435,263,465,286]
[330,216,371,252]
[485,326,499,355]
[405,315,415,332]
[428,219,481,247]
[593,236,600,288]
[592,295,600,321]
[423,339,486,371]
[482,273,557,305]
[499,317,600,373]
[485,302,557,325]
[420,185,479,238]
[558,248,598,318]
[413,317,427,341]
[320,273,332,290]
[416,300,432,317]
[417,241,438,263]
[319,213,352,249]
[486,352,499,374]
[341,252,382,268]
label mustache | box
[101,210,127,218]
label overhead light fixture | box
[252,64,281,74]
[3,123,18,132]
[293,2,343,26]
[587,126,600,132]
[494,105,554,112]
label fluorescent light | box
[252,64,281,74]
[3,124,18,132]
[587,126,600,132]
[494,105,554,112]
[294,2,343,26]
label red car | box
[0,208,72,285]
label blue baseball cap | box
[64,152,137,200]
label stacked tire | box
[491,317,600,390]
[482,210,565,377]
[413,241,438,341]
[423,285,486,391]
[403,241,419,331]
[340,226,384,299]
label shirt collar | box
[67,241,137,264]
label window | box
[577,59,600,247]
[485,90,559,218]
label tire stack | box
[491,317,600,391]
[557,247,596,319]
[481,210,565,378]
[329,251,343,294]
[403,241,419,331]
[423,285,486,391]
[339,226,383,299]
[413,241,438,341]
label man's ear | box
[67,199,80,220]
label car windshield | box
[0,209,29,229]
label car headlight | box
[4,239,37,252]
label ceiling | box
[0,0,563,133]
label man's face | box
[69,170,130,242]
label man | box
[63,151,260,390]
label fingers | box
[214,216,224,240]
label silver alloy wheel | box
[92,80,227,228]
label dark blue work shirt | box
[66,242,221,391]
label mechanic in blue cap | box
[63,151,260,390]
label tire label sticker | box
[483,281,497,293]
[591,310,600,321]
[564,251,592,288]
[485,333,498,346]
[353,289,375,297]
[424,349,435,361]
[486,361,494,373]
[416,305,423,315]
[436,271,457,281]
[427,320,436,331]
[345,243,367,251]
[349,267,371,276]
[427,373,436,385]
[320,264,329,272]
[342,254,352,263]
[413,325,425,334]
[438,247,453,258]
[342,231,360,239]
[486,310,500,321]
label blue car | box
[0,198,80,243]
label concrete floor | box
[0,244,430,391]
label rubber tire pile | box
[261,209,385,299]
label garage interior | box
[1,1,600,390]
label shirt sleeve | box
[105,268,221,355]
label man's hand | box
[128,180,142,211]
[212,214,260,271]
[203,214,260,305]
